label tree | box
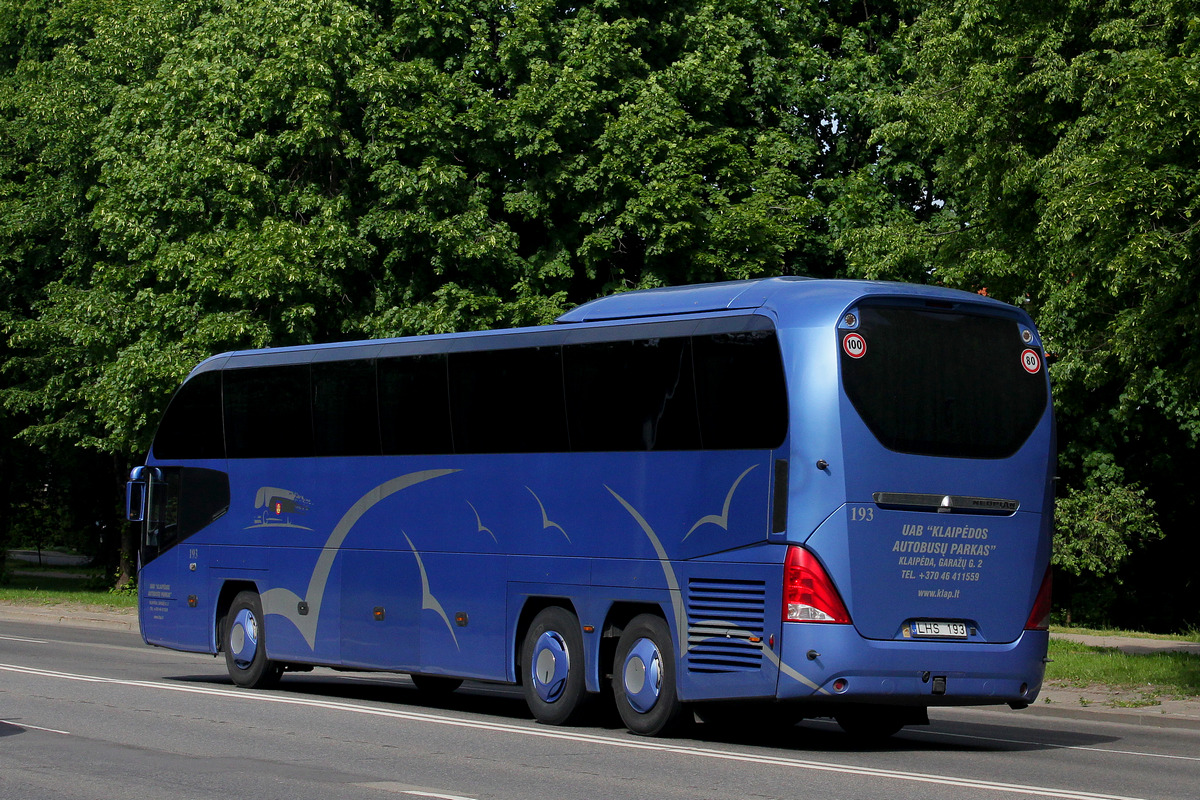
[355,0,922,335]
[840,0,1199,626]
[2,0,375,584]
[0,0,210,579]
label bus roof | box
[556,277,1015,323]
[188,278,1024,375]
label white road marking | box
[0,718,71,735]
[0,634,49,644]
[0,662,1152,800]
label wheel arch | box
[513,596,579,685]
[599,602,669,686]
[214,579,260,653]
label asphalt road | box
[2,619,1198,800]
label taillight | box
[1025,567,1052,630]
[783,545,851,624]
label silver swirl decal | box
[261,468,459,649]
[683,464,758,540]
[403,532,459,650]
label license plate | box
[912,620,968,639]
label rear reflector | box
[1025,567,1053,630]
[783,545,851,624]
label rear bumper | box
[774,623,1048,707]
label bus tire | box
[223,591,283,689]
[411,675,463,695]
[521,607,586,725]
[612,613,683,736]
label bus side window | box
[224,365,314,459]
[449,346,569,454]
[563,337,701,451]
[692,329,788,450]
[313,359,381,457]
[140,467,229,566]
[378,354,454,455]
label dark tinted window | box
[693,327,787,449]
[841,306,1048,458]
[224,365,313,458]
[313,360,380,456]
[178,467,231,537]
[378,354,453,455]
[142,466,229,565]
[564,336,701,451]
[450,346,569,453]
[153,371,225,460]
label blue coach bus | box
[126,277,1054,738]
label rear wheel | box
[223,591,283,689]
[612,614,683,736]
[521,607,586,725]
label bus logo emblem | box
[248,486,313,530]
[1020,349,1041,374]
[842,332,866,359]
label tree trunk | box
[114,455,137,591]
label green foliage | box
[1053,461,1162,579]
[355,0,899,333]
[106,569,136,596]
[840,0,1199,606]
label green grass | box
[1051,624,1200,643]
[0,569,137,609]
[1045,638,1200,698]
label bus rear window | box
[840,305,1047,459]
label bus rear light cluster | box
[1024,567,1053,631]
[783,545,852,624]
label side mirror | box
[126,477,148,523]
[125,466,161,523]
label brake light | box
[783,545,851,624]
[1025,567,1052,630]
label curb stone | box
[0,602,138,633]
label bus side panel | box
[416,551,509,681]
[340,549,420,670]
[146,450,779,686]
[671,552,784,703]
[139,547,210,653]
[215,457,343,665]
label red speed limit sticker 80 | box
[843,332,866,358]
[1021,348,1042,374]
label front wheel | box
[223,591,283,689]
[521,607,586,725]
[612,614,683,736]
